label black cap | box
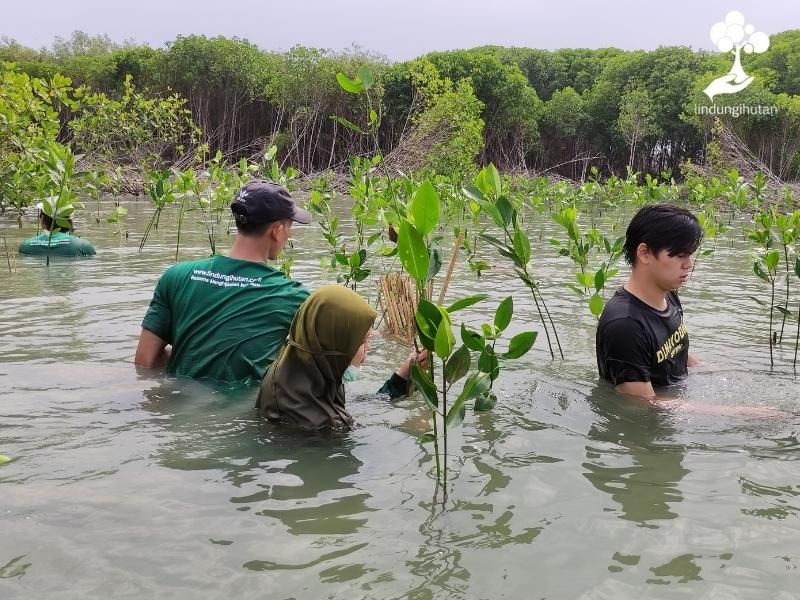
[230,180,312,226]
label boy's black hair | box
[623,204,702,265]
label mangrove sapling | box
[83,169,110,223]
[194,152,251,255]
[771,209,800,344]
[794,253,800,370]
[747,211,779,368]
[335,65,404,221]
[39,144,85,266]
[689,210,726,276]
[261,145,299,190]
[107,206,129,240]
[139,170,176,252]
[464,165,563,359]
[550,205,625,318]
[397,180,536,495]
[173,168,204,261]
[752,171,767,213]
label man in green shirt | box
[18,206,96,257]
[135,180,311,384]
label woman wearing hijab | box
[256,285,425,430]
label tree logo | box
[704,11,770,100]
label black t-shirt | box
[596,287,689,387]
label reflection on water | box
[583,386,687,526]
[2,199,800,598]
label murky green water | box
[1,198,799,599]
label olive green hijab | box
[256,284,377,430]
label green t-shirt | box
[18,232,96,257]
[142,255,309,384]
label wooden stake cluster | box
[378,272,417,341]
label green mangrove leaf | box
[357,65,375,89]
[753,262,770,282]
[446,372,491,428]
[594,269,605,292]
[447,403,467,429]
[513,225,531,265]
[765,250,780,272]
[331,115,364,135]
[461,323,485,352]
[589,293,604,317]
[410,363,438,410]
[0,455,11,465]
[576,272,595,288]
[487,163,501,197]
[336,72,364,94]
[434,312,455,360]
[419,432,436,444]
[478,345,500,380]
[494,296,513,332]
[496,196,514,227]
[477,199,504,229]
[447,294,487,313]
[474,390,497,412]
[445,345,471,384]
[397,220,429,282]
[410,180,440,236]
[415,298,443,349]
[462,185,486,203]
[504,331,537,359]
[425,247,443,283]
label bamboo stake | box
[437,231,465,306]
[3,237,12,274]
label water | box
[1,199,799,599]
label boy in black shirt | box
[596,204,702,400]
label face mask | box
[343,365,361,382]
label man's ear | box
[266,221,283,241]
[636,242,652,264]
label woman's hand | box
[396,349,429,380]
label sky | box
[3,0,799,59]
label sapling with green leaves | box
[38,143,86,266]
[771,209,800,344]
[83,169,110,223]
[747,211,779,368]
[107,205,128,240]
[335,64,404,222]
[550,205,625,319]
[464,164,564,358]
[193,152,254,255]
[792,252,800,370]
[396,178,536,495]
[691,210,726,274]
[172,167,205,261]
[261,145,299,190]
[139,169,176,252]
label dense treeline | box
[2,30,799,180]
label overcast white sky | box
[3,0,799,59]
